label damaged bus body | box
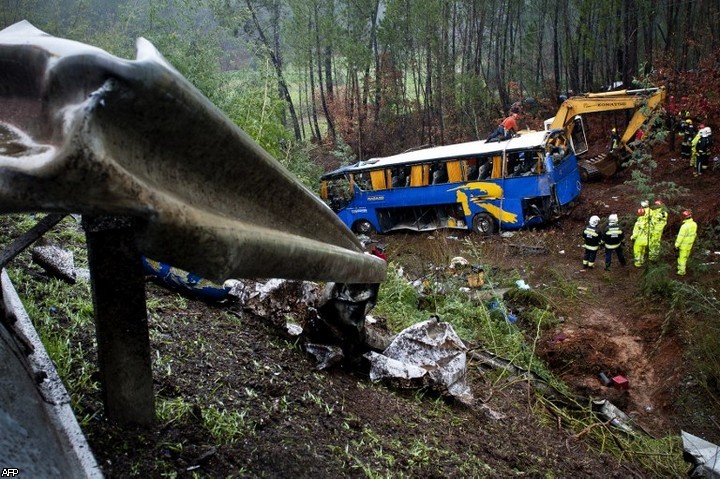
[321,128,584,235]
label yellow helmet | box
[686,119,693,124]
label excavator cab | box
[546,116,588,156]
[569,117,589,155]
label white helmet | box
[701,127,712,137]
[640,200,649,208]
[589,215,600,227]
[608,214,618,225]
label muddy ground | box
[74,138,719,477]
[4,129,718,477]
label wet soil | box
[80,147,719,477]
[5,135,719,477]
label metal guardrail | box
[0,20,387,474]
[0,20,386,284]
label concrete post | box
[82,216,154,426]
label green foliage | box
[668,282,720,399]
[201,405,254,444]
[702,214,720,243]
[374,263,426,332]
[637,263,674,298]
[622,108,688,203]
[156,397,194,426]
[331,136,357,166]
[538,395,688,477]
[277,140,324,191]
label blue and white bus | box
[320,126,585,235]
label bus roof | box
[324,130,551,178]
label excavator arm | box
[550,88,665,133]
[547,87,666,180]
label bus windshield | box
[320,130,581,235]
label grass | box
[201,405,254,445]
[8,268,99,416]
[0,213,706,476]
[536,394,688,477]
[374,239,694,475]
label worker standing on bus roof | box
[602,214,626,270]
[679,119,695,160]
[648,200,668,261]
[582,215,602,269]
[487,113,520,142]
[631,208,650,267]
[675,210,697,276]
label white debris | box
[31,245,76,283]
[449,256,469,269]
[682,431,720,478]
[364,317,473,404]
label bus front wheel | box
[472,213,497,236]
[353,219,375,235]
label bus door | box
[546,132,582,206]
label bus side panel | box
[337,204,381,232]
[450,180,525,231]
[552,154,582,205]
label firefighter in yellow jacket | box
[630,207,650,267]
[649,199,668,261]
[675,210,698,275]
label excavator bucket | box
[578,149,633,181]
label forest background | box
[2,0,718,184]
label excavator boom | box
[547,87,666,180]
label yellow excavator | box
[545,87,666,181]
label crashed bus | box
[320,126,586,235]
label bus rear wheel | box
[472,213,497,235]
[353,219,375,235]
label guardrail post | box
[82,216,154,426]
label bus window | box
[353,171,372,190]
[391,166,411,188]
[507,151,539,177]
[324,176,352,212]
[430,162,448,184]
[491,156,503,179]
[478,158,492,179]
[370,170,387,190]
[447,160,463,183]
[465,159,478,181]
[530,151,543,174]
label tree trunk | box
[622,0,638,87]
[313,3,335,142]
[246,0,302,141]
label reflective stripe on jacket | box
[602,225,624,249]
[582,225,602,250]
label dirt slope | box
[82,283,645,478]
